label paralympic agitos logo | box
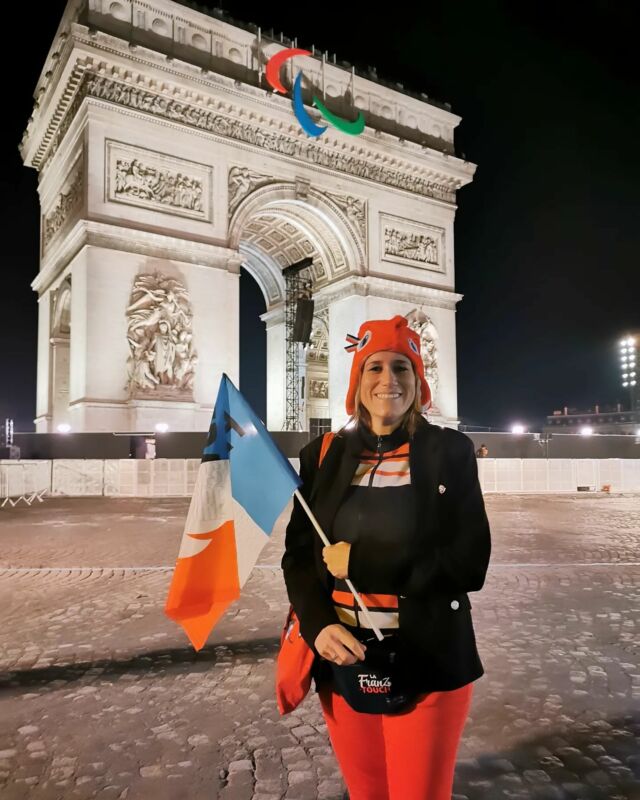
[265,48,365,139]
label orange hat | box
[344,315,431,415]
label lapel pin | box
[438,484,446,494]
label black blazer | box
[281,417,492,691]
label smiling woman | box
[281,314,492,800]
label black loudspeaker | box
[293,299,314,343]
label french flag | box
[165,374,301,650]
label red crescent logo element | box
[265,47,312,94]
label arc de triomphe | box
[21,0,475,433]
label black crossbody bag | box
[329,628,419,714]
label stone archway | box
[231,183,363,429]
[24,0,474,432]
[228,180,367,292]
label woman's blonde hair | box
[348,370,425,437]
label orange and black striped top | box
[331,425,415,634]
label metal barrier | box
[52,460,105,496]
[0,461,50,507]
[2,458,640,501]
[477,458,640,493]
[103,459,200,496]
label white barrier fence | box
[52,460,104,497]
[103,459,200,497]
[2,458,640,501]
[477,458,640,493]
[0,461,51,506]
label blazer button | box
[450,600,460,610]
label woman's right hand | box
[314,624,366,665]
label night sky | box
[3,1,638,432]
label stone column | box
[262,306,285,431]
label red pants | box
[319,683,473,800]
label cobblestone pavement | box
[0,494,639,800]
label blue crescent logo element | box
[292,72,327,138]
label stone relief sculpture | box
[325,191,367,242]
[384,227,439,265]
[126,273,197,396]
[115,158,203,212]
[228,166,274,216]
[64,75,456,204]
[406,311,439,401]
[43,167,83,249]
[309,379,329,399]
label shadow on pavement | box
[0,636,280,693]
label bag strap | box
[318,431,335,467]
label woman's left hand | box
[322,542,351,579]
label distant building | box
[544,404,639,435]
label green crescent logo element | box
[312,95,366,136]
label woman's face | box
[358,350,416,433]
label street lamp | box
[619,335,638,411]
[580,426,593,436]
[155,422,170,433]
[511,423,526,435]
[57,423,72,434]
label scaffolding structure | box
[283,259,313,431]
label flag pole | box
[294,489,384,641]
